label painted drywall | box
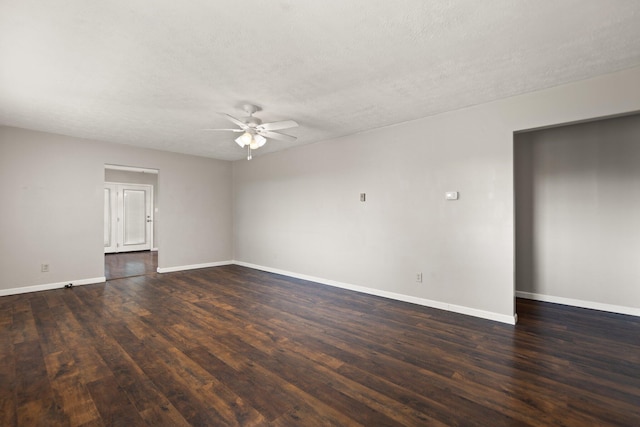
[233,66,640,322]
[515,114,640,312]
[0,128,232,292]
[104,169,159,248]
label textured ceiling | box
[1,1,640,161]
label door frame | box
[104,164,159,256]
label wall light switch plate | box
[445,191,459,200]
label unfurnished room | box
[1,1,639,426]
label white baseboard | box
[234,261,517,325]
[516,291,640,317]
[0,261,521,325]
[157,260,233,274]
[0,276,106,297]
[151,248,158,252]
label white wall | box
[515,114,640,314]
[0,127,232,293]
[233,66,640,323]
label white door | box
[104,183,153,253]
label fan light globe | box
[254,134,267,147]
[235,132,253,147]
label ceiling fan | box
[204,104,298,160]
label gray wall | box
[2,66,640,321]
[0,128,232,291]
[233,66,640,322]
[104,168,159,248]
[515,114,640,310]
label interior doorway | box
[104,164,159,280]
[514,113,640,316]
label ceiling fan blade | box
[257,120,299,131]
[218,113,248,130]
[258,130,297,142]
[202,128,244,132]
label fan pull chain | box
[247,145,252,160]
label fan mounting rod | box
[243,104,260,116]
[242,104,262,127]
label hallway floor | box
[105,251,157,280]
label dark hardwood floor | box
[104,251,157,280]
[1,265,638,426]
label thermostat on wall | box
[445,191,459,200]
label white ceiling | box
[1,1,640,161]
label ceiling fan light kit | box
[205,104,298,160]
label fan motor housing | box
[245,116,262,127]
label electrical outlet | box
[445,191,459,200]
[41,264,49,272]
[416,272,422,283]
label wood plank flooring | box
[104,251,157,280]
[1,265,639,426]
